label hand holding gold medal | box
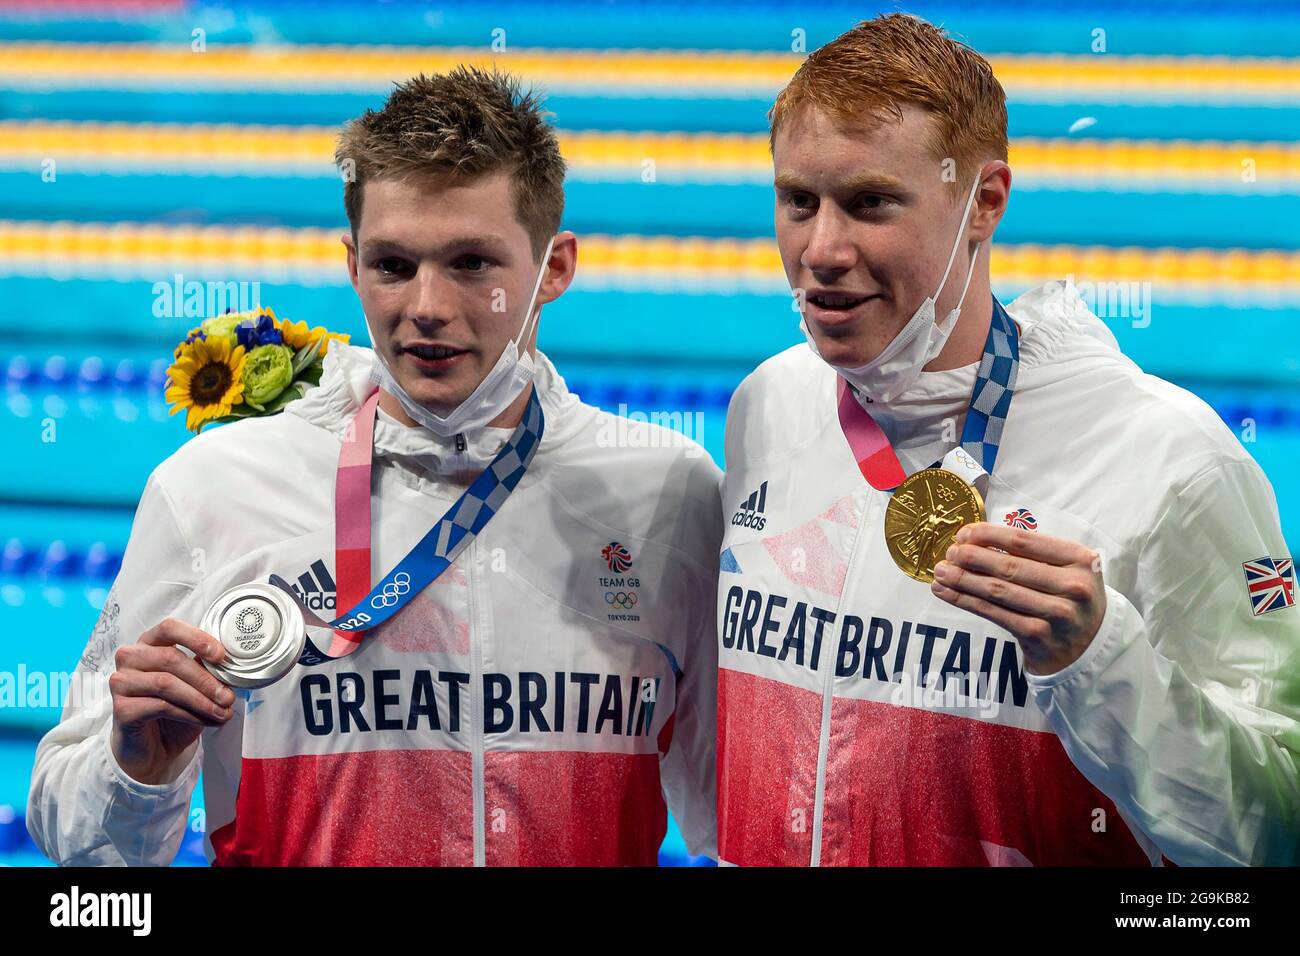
[839,295,1103,675]
[930,522,1108,676]
[884,458,1109,677]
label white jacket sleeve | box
[657,463,723,860]
[1027,459,1300,865]
[26,470,207,866]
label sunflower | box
[274,316,350,358]
[165,335,248,433]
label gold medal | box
[884,468,985,583]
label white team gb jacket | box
[717,280,1300,867]
[28,344,723,866]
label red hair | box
[770,13,1009,197]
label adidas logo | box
[269,559,337,612]
[731,481,768,531]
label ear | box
[535,231,578,308]
[342,232,361,295]
[969,161,1011,243]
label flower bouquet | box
[165,307,349,433]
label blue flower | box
[235,315,284,350]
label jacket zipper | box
[809,491,879,866]
[453,428,487,863]
[466,537,487,866]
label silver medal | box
[200,582,307,689]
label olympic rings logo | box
[370,571,412,609]
[605,591,638,609]
[236,607,265,634]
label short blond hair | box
[769,13,1008,197]
[336,66,565,259]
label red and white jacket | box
[27,344,722,866]
[716,281,1300,866]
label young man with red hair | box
[717,14,1299,866]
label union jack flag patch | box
[1242,556,1294,616]
[1004,508,1038,531]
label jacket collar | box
[287,343,581,481]
[846,279,1123,453]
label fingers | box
[929,579,1050,644]
[932,557,1075,619]
[936,526,1107,677]
[115,642,234,708]
[139,617,227,666]
[941,541,1091,599]
[929,580,1064,671]
[112,622,236,732]
[109,664,234,722]
[954,522,1096,568]
[111,693,231,731]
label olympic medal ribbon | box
[268,384,546,664]
[330,387,380,657]
[837,293,1020,491]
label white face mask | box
[801,177,982,404]
[365,236,555,438]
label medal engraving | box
[200,582,307,688]
[884,468,985,582]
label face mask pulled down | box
[364,236,555,438]
[801,178,982,404]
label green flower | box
[201,314,245,341]
[240,344,293,407]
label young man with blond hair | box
[717,14,1299,866]
[29,68,721,866]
